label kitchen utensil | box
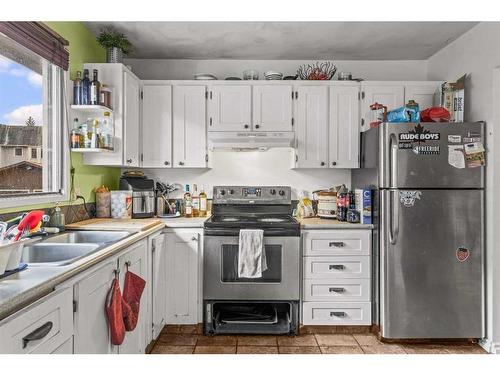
[5,239,26,271]
[106,276,126,345]
[0,241,14,275]
[420,107,451,122]
[243,70,259,80]
[264,71,283,80]
[297,61,337,80]
[283,75,298,80]
[338,72,353,80]
[158,212,181,219]
[194,73,217,80]
[225,76,241,80]
[122,268,146,331]
[14,210,45,241]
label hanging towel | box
[105,277,127,345]
[122,269,146,331]
[238,229,267,278]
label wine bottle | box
[184,184,193,218]
[81,69,91,105]
[73,71,82,105]
[90,69,101,105]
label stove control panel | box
[213,186,291,204]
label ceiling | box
[85,22,477,60]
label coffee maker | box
[119,174,155,218]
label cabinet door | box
[151,233,167,340]
[253,85,293,131]
[124,70,140,167]
[329,85,360,168]
[173,86,207,168]
[361,84,404,131]
[209,85,251,131]
[141,85,172,167]
[404,83,440,110]
[294,86,329,168]
[118,239,148,354]
[73,260,118,354]
[166,232,199,324]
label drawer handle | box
[22,321,53,348]
[329,264,346,270]
[329,241,345,247]
[330,311,346,318]
[329,287,345,293]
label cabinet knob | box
[191,236,198,241]
[320,161,325,166]
[255,124,260,129]
[126,158,133,164]
[179,161,185,166]
[164,161,170,166]
[244,124,249,129]
[331,161,337,166]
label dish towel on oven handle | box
[238,229,267,278]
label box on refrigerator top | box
[355,188,372,224]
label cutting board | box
[66,218,163,232]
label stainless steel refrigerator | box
[352,122,485,339]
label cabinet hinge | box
[210,91,213,100]
[361,91,365,100]
[151,243,155,252]
[291,118,294,126]
[140,91,143,100]
[295,91,298,99]
[205,91,208,99]
[205,154,209,162]
[361,118,365,126]
[291,91,294,99]
[209,117,213,126]
[140,153,144,162]
[295,154,298,162]
[73,300,77,313]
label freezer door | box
[380,189,484,339]
[379,122,485,189]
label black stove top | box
[205,214,299,228]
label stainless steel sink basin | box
[21,243,101,266]
[46,231,131,244]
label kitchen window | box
[0,23,69,208]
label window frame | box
[0,37,69,209]
[14,147,23,156]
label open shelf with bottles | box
[70,105,113,114]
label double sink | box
[21,231,132,267]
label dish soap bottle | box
[192,184,200,217]
[183,184,193,218]
[50,204,65,232]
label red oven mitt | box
[105,277,126,345]
[122,270,146,331]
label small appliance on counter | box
[119,172,155,219]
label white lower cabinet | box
[51,337,74,354]
[73,260,118,354]
[302,229,372,326]
[0,288,73,354]
[165,230,201,324]
[151,232,167,340]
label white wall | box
[124,59,428,81]
[428,22,500,353]
[129,149,351,199]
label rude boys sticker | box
[398,124,441,154]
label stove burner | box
[259,218,285,223]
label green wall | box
[0,22,120,214]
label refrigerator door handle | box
[389,133,398,188]
[389,190,399,245]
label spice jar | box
[100,85,112,109]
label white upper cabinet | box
[141,84,172,167]
[123,70,141,167]
[294,86,329,168]
[404,82,441,110]
[329,84,360,168]
[360,83,404,131]
[252,85,293,131]
[173,85,207,168]
[209,85,252,131]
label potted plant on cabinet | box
[97,28,132,63]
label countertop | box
[0,222,165,321]
[161,216,208,228]
[297,217,374,229]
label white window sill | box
[0,191,69,210]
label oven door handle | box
[329,264,346,270]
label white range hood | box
[208,131,295,151]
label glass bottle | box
[73,71,82,105]
[71,118,80,148]
[101,112,113,150]
[90,69,101,105]
[192,184,200,217]
[81,69,91,105]
[199,185,208,217]
[183,184,193,218]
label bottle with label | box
[184,184,193,218]
[192,184,200,217]
[101,112,113,149]
[199,185,208,217]
[336,184,348,222]
[90,69,101,105]
[73,71,82,105]
[71,118,80,149]
[81,69,91,105]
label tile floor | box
[150,327,487,355]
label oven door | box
[204,235,300,300]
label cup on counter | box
[111,190,132,219]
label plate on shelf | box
[194,73,218,80]
[158,212,181,219]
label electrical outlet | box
[74,187,81,200]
